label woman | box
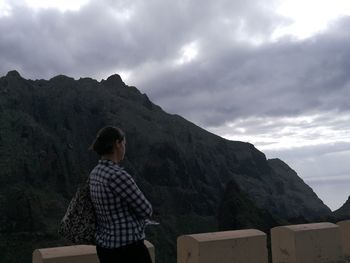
[89,126,153,263]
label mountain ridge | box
[0,70,342,263]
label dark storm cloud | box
[0,1,152,78]
[139,16,350,127]
[0,0,283,80]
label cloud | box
[0,0,284,78]
[0,0,148,78]
[208,111,350,149]
[137,17,350,127]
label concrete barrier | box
[271,222,344,263]
[32,240,155,263]
[177,229,268,263]
[338,220,350,261]
[145,240,156,263]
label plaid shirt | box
[89,159,153,248]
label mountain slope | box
[218,179,285,231]
[334,196,350,221]
[0,70,332,263]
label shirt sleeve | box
[109,169,153,219]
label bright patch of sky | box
[208,112,350,151]
[0,0,90,15]
[118,70,132,83]
[273,0,350,40]
[175,42,199,66]
[24,0,90,12]
[0,0,11,16]
[109,7,133,22]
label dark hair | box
[89,126,125,155]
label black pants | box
[96,240,152,263]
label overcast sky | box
[1,0,350,210]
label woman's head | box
[90,126,125,157]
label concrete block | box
[337,220,350,261]
[271,222,344,263]
[144,240,156,263]
[33,240,155,263]
[33,245,99,263]
[177,229,268,263]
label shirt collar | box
[98,159,119,166]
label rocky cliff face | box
[218,179,285,232]
[0,70,332,263]
[334,196,350,221]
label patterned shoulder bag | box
[58,178,96,244]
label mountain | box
[218,179,285,231]
[334,196,350,221]
[0,70,332,263]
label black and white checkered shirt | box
[89,159,153,248]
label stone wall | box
[33,221,350,263]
